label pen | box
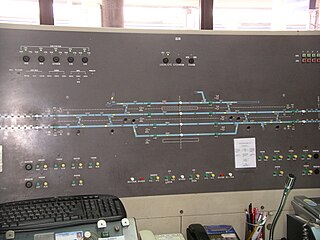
[245,210,250,231]
[253,207,258,224]
[249,203,254,231]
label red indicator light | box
[312,58,316,63]
[302,58,307,63]
[307,58,311,63]
[317,58,320,63]
[219,173,225,177]
[138,177,145,181]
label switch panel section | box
[0,25,319,203]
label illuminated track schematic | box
[1,91,319,142]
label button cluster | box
[22,55,89,64]
[301,53,320,63]
[128,171,235,184]
[162,57,195,64]
[258,152,318,161]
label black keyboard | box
[0,194,126,233]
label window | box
[212,0,314,30]
[52,0,200,29]
[123,0,199,29]
[0,0,318,30]
[0,0,39,25]
[53,0,101,27]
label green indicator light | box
[317,53,320,57]
[301,155,305,159]
[287,155,292,159]
[302,53,307,58]
[272,156,277,160]
[209,112,213,115]
[312,53,316,57]
[307,53,311,57]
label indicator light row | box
[25,162,100,171]
[258,153,319,161]
[129,172,234,183]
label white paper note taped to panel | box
[234,138,256,168]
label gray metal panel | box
[0,25,319,203]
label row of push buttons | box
[25,162,100,171]
[22,55,89,63]
[301,53,320,63]
[129,172,234,183]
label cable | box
[269,174,296,240]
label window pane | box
[53,0,101,27]
[124,0,199,29]
[0,0,39,25]
[213,0,313,30]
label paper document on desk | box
[234,138,256,168]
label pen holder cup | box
[245,221,265,240]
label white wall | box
[122,188,320,239]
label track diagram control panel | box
[0,26,319,203]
